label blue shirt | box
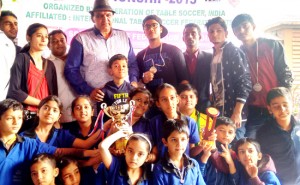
[153,153,205,185]
[102,156,151,185]
[0,135,56,185]
[132,117,151,137]
[20,127,76,148]
[150,114,200,159]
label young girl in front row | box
[30,153,59,185]
[233,138,281,185]
[57,157,81,185]
[99,130,152,185]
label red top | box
[27,61,49,111]
[184,50,199,76]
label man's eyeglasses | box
[143,23,159,30]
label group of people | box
[0,0,299,184]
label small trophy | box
[202,107,220,148]
[101,100,135,154]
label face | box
[0,15,18,40]
[61,163,81,185]
[183,27,201,49]
[110,59,128,79]
[0,108,23,136]
[125,139,149,169]
[48,33,67,57]
[143,19,162,40]
[178,90,198,112]
[28,27,48,52]
[37,101,61,125]
[72,98,93,124]
[267,96,292,123]
[92,10,113,33]
[163,131,189,157]
[237,142,262,167]
[156,88,179,117]
[30,161,58,185]
[131,92,150,117]
[233,21,255,43]
[207,23,228,46]
[215,125,235,145]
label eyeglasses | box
[143,23,159,30]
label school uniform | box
[20,127,76,148]
[153,153,205,185]
[101,156,151,185]
[132,116,151,137]
[233,154,281,185]
[150,114,200,159]
[0,135,56,185]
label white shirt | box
[0,31,15,100]
[49,54,76,123]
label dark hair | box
[38,95,63,113]
[177,83,198,97]
[234,137,261,154]
[48,29,67,42]
[205,16,227,32]
[216,116,236,130]
[129,87,152,100]
[154,83,177,102]
[162,119,190,140]
[127,133,152,153]
[0,10,17,22]
[57,157,79,182]
[266,87,292,105]
[0,99,23,118]
[20,23,48,53]
[71,95,93,113]
[184,23,201,34]
[108,54,128,68]
[231,13,255,29]
[31,153,57,168]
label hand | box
[83,149,101,157]
[231,112,242,128]
[219,143,234,165]
[142,71,155,84]
[207,130,217,141]
[130,81,138,88]
[200,141,213,163]
[90,88,105,102]
[245,164,258,178]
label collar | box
[93,26,114,37]
[213,41,228,52]
[118,157,149,184]
[161,152,195,176]
[184,49,199,58]
[48,53,67,62]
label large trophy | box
[101,100,135,154]
[202,107,220,148]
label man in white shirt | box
[0,0,16,100]
[48,29,76,123]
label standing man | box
[182,23,212,113]
[0,0,15,100]
[137,14,189,95]
[0,10,21,53]
[48,30,76,123]
[231,14,294,138]
[65,0,139,104]
[205,17,252,139]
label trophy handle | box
[203,107,220,140]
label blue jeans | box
[245,106,271,139]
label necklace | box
[142,44,165,74]
[252,41,262,92]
